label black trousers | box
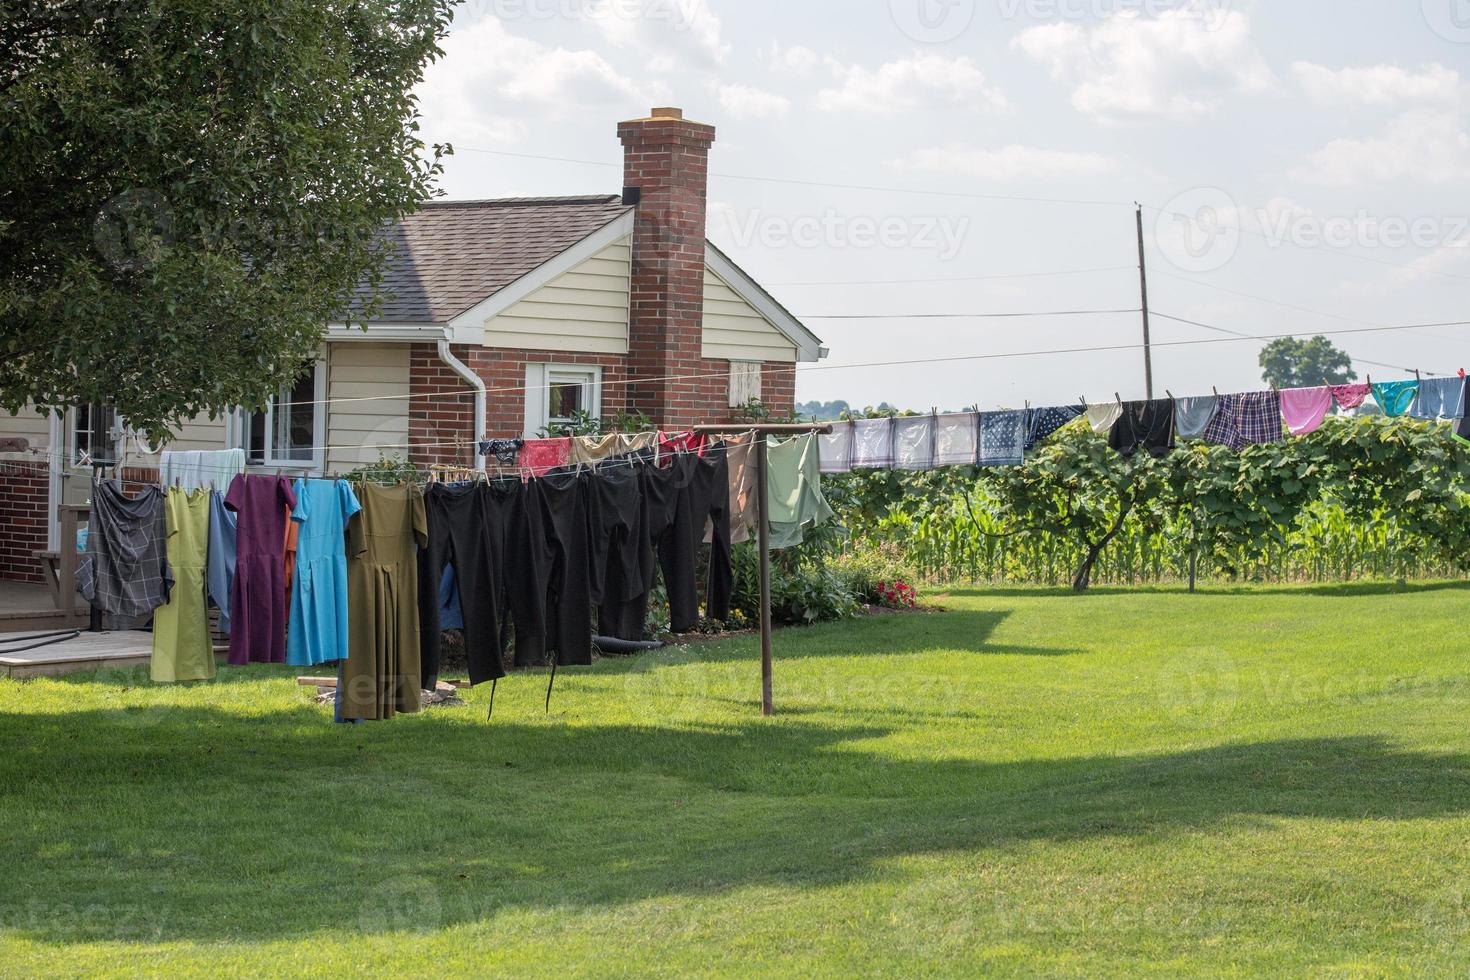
[588,463,644,613]
[600,459,679,640]
[419,483,503,686]
[657,449,733,633]
[484,477,547,668]
[522,471,593,667]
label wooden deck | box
[0,629,154,679]
[0,580,89,633]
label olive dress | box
[151,487,215,682]
[340,482,427,720]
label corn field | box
[872,497,1465,587]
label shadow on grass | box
[1,703,1466,946]
[944,580,1470,599]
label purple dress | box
[224,474,297,664]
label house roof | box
[350,195,632,324]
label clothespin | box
[1165,389,1174,401]
[1367,374,1373,386]
[1212,386,1219,397]
[1114,392,1123,408]
[1414,369,1422,382]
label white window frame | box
[66,401,118,468]
[233,359,327,471]
[523,363,602,438]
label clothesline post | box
[694,422,832,717]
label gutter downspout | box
[436,335,486,472]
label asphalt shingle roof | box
[349,195,632,324]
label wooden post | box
[693,423,832,717]
[57,504,84,627]
[755,433,774,716]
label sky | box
[412,0,1470,412]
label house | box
[0,107,825,584]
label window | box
[728,361,762,408]
[524,364,602,437]
[243,360,325,469]
[69,401,117,467]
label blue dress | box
[207,491,238,635]
[287,479,362,667]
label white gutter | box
[436,335,486,471]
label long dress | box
[341,482,427,720]
[151,487,215,682]
[224,474,297,665]
[286,479,361,667]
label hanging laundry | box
[418,482,504,685]
[520,437,572,477]
[1330,383,1372,412]
[479,438,523,465]
[599,461,678,641]
[1108,400,1176,458]
[660,449,732,629]
[158,448,246,492]
[283,506,299,595]
[286,479,361,669]
[978,411,1025,467]
[1410,377,1466,420]
[1279,387,1333,436]
[223,475,296,665]
[722,433,759,544]
[892,416,936,471]
[851,417,895,469]
[485,476,550,661]
[1025,406,1084,451]
[1203,391,1284,450]
[767,433,835,550]
[522,470,595,664]
[77,479,172,623]
[571,433,621,465]
[658,430,709,459]
[206,491,237,635]
[1086,402,1123,434]
[1456,379,1470,443]
[589,464,647,637]
[342,482,426,720]
[818,420,854,474]
[1371,380,1420,418]
[151,487,213,682]
[619,431,659,456]
[933,412,979,467]
[1174,395,1219,440]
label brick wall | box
[0,461,49,583]
[405,345,798,466]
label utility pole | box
[1134,203,1154,400]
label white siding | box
[701,268,798,362]
[325,342,410,472]
[485,240,631,354]
[0,404,54,459]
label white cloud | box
[1012,8,1272,124]
[1293,110,1470,186]
[1292,62,1462,110]
[416,18,659,146]
[715,83,791,120]
[816,53,1009,115]
[589,0,729,68]
[890,143,1119,181]
[762,42,823,75]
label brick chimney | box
[618,107,715,428]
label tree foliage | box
[1258,336,1357,390]
[1,0,457,436]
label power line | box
[454,146,1131,209]
[1148,312,1449,377]
[765,265,1137,287]
[798,307,1140,320]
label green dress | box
[151,487,216,682]
[767,433,835,549]
[341,483,427,720]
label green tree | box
[1,0,456,436]
[1258,336,1357,390]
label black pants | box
[523,471,593,667]
[1108,399,1176,458]
[420,483,503,686]
[484,477,546,668]
[588,464,644,620]
[658,449,733,632]
[600,460,679,640]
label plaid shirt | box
[1203,391,1284,450]
[77,480,173,618]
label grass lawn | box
[4,583,1470,976]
